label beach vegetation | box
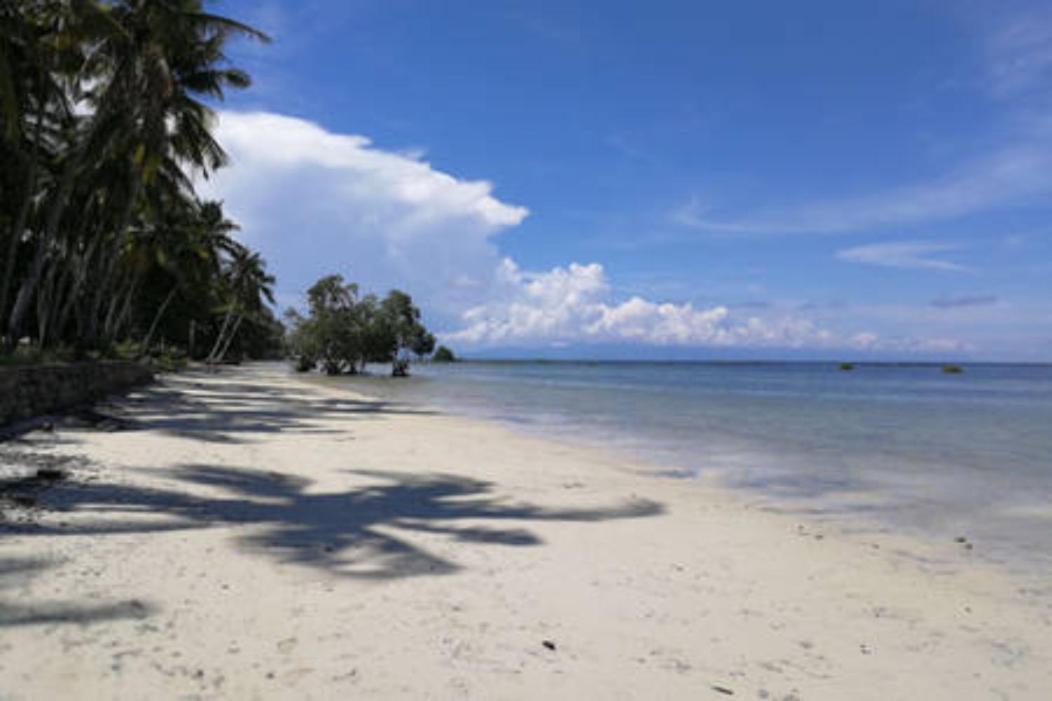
[285,274,436,377]
[0,1,279,366]
[433,345,457,363]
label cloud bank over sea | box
[205,111,964,356]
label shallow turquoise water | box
[332,361,1052,571]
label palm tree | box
[140,199,240,352]
[207,247,275,364]
[0,1,281,362]
[0,1,75,346]
[4,0,268,351]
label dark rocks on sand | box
[35,467,66,481]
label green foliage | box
[433,345,457,363]
[942,364,964,374]
[0,1,273,365]
[113,340,146,360]
[149,347,189,373]
[838,362,854,371]
[0,343,77,366]
[286,275,435,377]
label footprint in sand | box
[277,637,298,654]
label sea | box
[332,361,1052,573]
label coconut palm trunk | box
[0,113,42,338]
[54,236,102,343]
[215,314,244,363]
[103,275,139,342]
[4,120,94,350]
[141,287,178,352]
[207,309,235,363]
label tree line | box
[284,275,438,377]
[0,0,281,364]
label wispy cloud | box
[669,7,1052,239]
[835,241,969,272]
[984,8,1052,100]
[931,294,999,309]
[673,144,1052,236]
[606,133,650,161]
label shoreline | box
[306,363,1052,579]
[1,363,1050,698]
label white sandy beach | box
[1,363,1050,700]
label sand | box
[1,363,1050,700]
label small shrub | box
[113,340,144,360]
[150,348,188,373]
[0,343,76,366]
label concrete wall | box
[0,362,153,426]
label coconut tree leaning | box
[0,1,76,347]
[138,199,234,352]
[207,246,275,364]
[4,0,269,351]
[86,0,268,350]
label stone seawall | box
[0,362,153,426]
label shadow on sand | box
[0,557,155,628]
[9,464,662,581]
[0,366,664,629]
[105,369,438,445]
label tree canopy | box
[0,0,280,364]
[285,275,437,377]
[432,345,457,362]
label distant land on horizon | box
[450,356,1050,367]
[453,346,995,364]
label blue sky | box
[205,0,1052,360]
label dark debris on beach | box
[0,438,90,524]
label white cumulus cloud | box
[450,259,855,349]
[201,111,528,317]
[203,111,964,354]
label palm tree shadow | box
[16,464,664,581]
[0,557,156,628]
[173,465,664,579]
[105,373,437,444]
